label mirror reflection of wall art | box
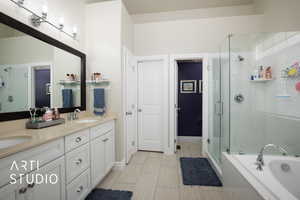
[180,80,197,93]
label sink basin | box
[76,119,98,124]
[0,136,31,150]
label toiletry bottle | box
[54,107,60,119]
[259,66,263,79]
[43,107,53,121]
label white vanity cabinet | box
[0,179,26,200]
[90,122,115,188]
[0,145,66,200]
[24,156,66,200]
[0,119,115,200]
[90,135,106,188]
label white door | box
[138,59,165,152]
[124,48,138,163]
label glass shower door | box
[208,36,231,166]
[208,57,222,164]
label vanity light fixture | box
[9,0,78,40]
[17,0,24,6]
[31,4,48,27]
[31,14,43,27]
[72,26,77,38]
[41,5,48,19]
[59,17,64,30]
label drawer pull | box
[77,186,84,193]
[19,187,27,194]
[75,137,82,143]
[28,183,35,188]
[75,158,83,165]
[102,138,109,142]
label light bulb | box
[42,5,48,19]
[72,26,78,38]
[59,17,64,30]
[17,0,24,6]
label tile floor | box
[97,141,228,200]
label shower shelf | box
[59,80,80,85]
[86,79,110,84]
[249,79,274,83]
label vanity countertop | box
[0,113,117,159]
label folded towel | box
[94,88,105,115]
[62,89,73,108]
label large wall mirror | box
[0,12,86,121]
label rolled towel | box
[62,89,73,108]
[94,88,105,115]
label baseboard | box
[178,136,202,143]
[207,151,223,180]
[113,159,126,170]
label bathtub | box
[223,153,300,200]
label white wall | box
[85,0,124,162]
[0,0,86,51]
[134,15,263,56]
[52,47,81,108]
[122,3,134,53]
[0,36,53,64]
[132,4,256,24]
[253,0,300,32]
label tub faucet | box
[256,144,288,171]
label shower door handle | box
[215,101,221,116]
[220,101,224,116]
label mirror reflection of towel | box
[62,89,74,108]
[94,88,105,115]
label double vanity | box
[0,114,116,200]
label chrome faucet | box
[73,109,81,120]
[256,144,288,171]
[68,109,81,121]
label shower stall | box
[208,31,300,169]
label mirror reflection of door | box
[34,68,51,108]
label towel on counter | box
[62,89,74,108]
[94,88,106,115]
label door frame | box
[169,54,210,154]
[122,46,138,164]
[136,55,170,154]
[28,62,53,109]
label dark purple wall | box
[178,61,203,137]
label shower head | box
[237,55,245,62]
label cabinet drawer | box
[0,139,64,188]
[67,169,91,200]
[65,129,89,152]
[90,121,114,140]
[66,143,90,183]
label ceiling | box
[86,0,254,14]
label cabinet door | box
[0,181,27,200]
[90,136,106,188]
[27,156,66,200]
[104,130,115,174]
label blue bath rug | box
[85,188,133,200]
[180,157,222,187]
